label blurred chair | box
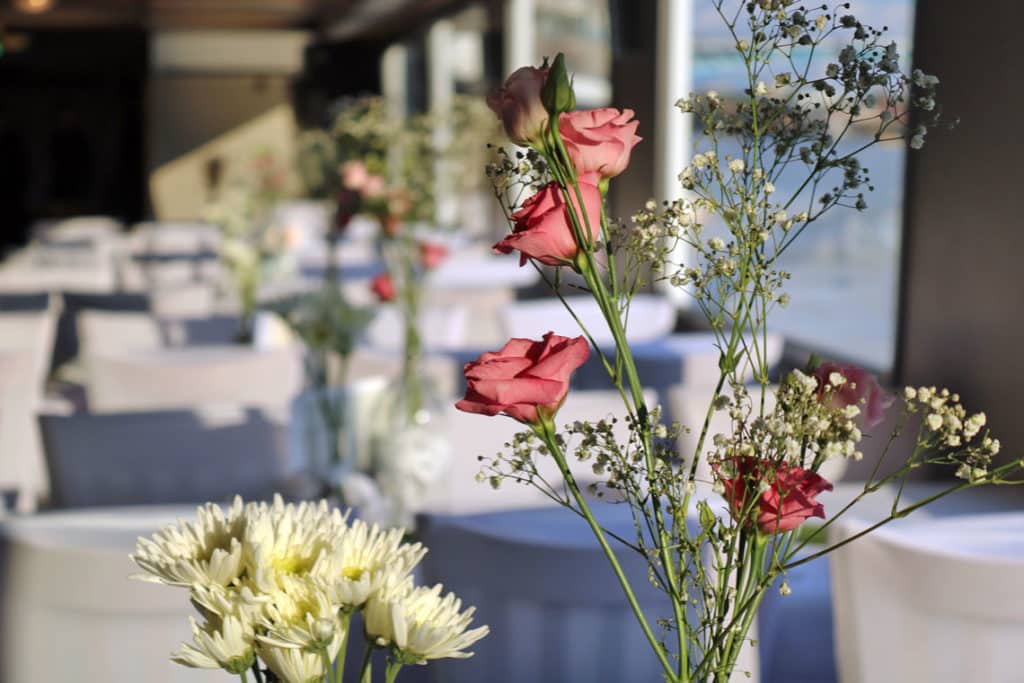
[416,505,673,683]
[424,287,512,348]
[0,303,59,508]
[51,291,151,372]
[0,507,223,682]
[424,389,657,515]
[829,513,1024,683]
[41,407,293,508]
[363,304,468,353]
[148,282,218,319]
[77,310,162,357]
[500,294,676,346]
[83,346,303,412]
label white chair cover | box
[0,306,59,507]
[425,252,540,291]
[40,407,292,508]
[77,310,163,357]
[148,282,218,319]
[365,304,469,353]
[830,513,1024,683]
[0,506,222,683]
[500,294,676,346]
[84,346,303,412]
[423,389,658,515]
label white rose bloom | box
[132,498,247,587]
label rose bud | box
[370,273,395,302]
[418,242,448,270]
[340,160,369,191]
[487,65,550,146]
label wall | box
[897,1,1024,467]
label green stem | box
[358,640,375,683]
[535,418,679,682]
[334,614,351,683]
[239,670,249,683]
[385,659,404,683]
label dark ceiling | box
[0,0,477,37]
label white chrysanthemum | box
[257,575,345,655]
[321,520,426,609]
[133,498,247,587]
[259,644,329,683]
[244,496,350,592]
[366,581,489,664]
[172,598,256,675]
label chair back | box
[84,346,302,412]
[501,294,676,346]
[417,506,670,683]
[41,407,291,508]
[0,507,222,682]
[830,513,1024,683]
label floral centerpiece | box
[204,151,298,342]
[456,4,1021,682]
[133,496,488,683]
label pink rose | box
[340,160,369,191]
[362,174,386,199]
[814,362,893,430]
[559,108,642,179]
[493,175,603,267]
[419,242,448,270]
[370,273,395,302]
[486,66,550,145]
[456,332,590,425]
[720,457,833,535]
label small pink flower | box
[559,108,642,179]
[814,362,893,430]
[493,175,603,267]
[720,457,833,535]
[370,273,395,302]
[419,242,448,270]
[486,66,550,145]
[340,160,370,191]
[362,174,386,199]
[456,332,590,425]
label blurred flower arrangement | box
[457,3,1023,682]
[133,496,488,683]
[292,96,497,526]
[204,150,299,342]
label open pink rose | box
[720,457,833,535]
[456,332,590,425]
[370,273,395,302]
[493,175,603,267]
[419,242,448,270]
[814,362,893,430]
[559,108,642,179]
[487,66,550,145]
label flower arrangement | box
[456,4,1022,682]
[133,496,488,683]
[204,150,298,342]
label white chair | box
[0,305,59,508]
[829,513,1024,683]
[77,310,163,357]
[417,505,670,683]
[0,507,222,682]
[40,407,294,508]
[423,389,658,515]
[364,304,469,353]
[500,294,676,346]
[148,282,218,319]
[83,346,303,412]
